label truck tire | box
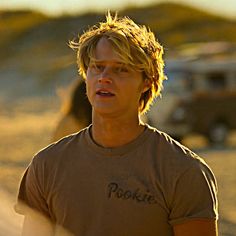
[208,122,228,145]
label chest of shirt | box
[45,155,173,236]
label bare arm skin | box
[174,219,218,236]
[22,214,54,236]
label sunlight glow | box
[0,0,236,19]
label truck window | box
[207,72,226,90]
[165,71,190,94]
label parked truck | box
[147,57,236,145]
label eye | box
[89,63,104,73]
[120,66,129,72]
[114,65,129,73]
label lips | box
[96,89,115,97]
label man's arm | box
[22,213,54,236]
[173,219,218,236]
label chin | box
[93,106,121,117]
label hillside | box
[122,3,236,46]
[0,3,236,101]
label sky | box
[0,0,236,19]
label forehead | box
[93,37,123,62]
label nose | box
[98,67,112,84]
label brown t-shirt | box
[15,125,218,236]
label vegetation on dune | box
[1,3,236,50]
[0,3,235,86]
[122,3,236,47]
[0,10,48,47]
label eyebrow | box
[90,60,125,65]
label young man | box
[15,13,218,236]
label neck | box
[91,112,145,148]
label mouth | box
[96,90,115,97]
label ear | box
[142,79,151,93]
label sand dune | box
[0,189,23,236]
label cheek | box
[136,79,146,95]
[86,69,92,80]
[122,82,143,103]
[85,71,94,87]
[85,78,93,101]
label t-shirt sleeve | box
[168,162,218,225]
[15,157,51,219]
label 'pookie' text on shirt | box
[107,182,158,204]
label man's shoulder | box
[146,125,205,169]
[146,126,214,190]
[33,127,88,164]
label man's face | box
[86,37,147,117]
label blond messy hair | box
[70,13,166,114]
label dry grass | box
[0,101,59,236]
[0,98,235,235]
[0,112,57,163]
[200,150,236,235]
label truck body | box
[147,56,236,144]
